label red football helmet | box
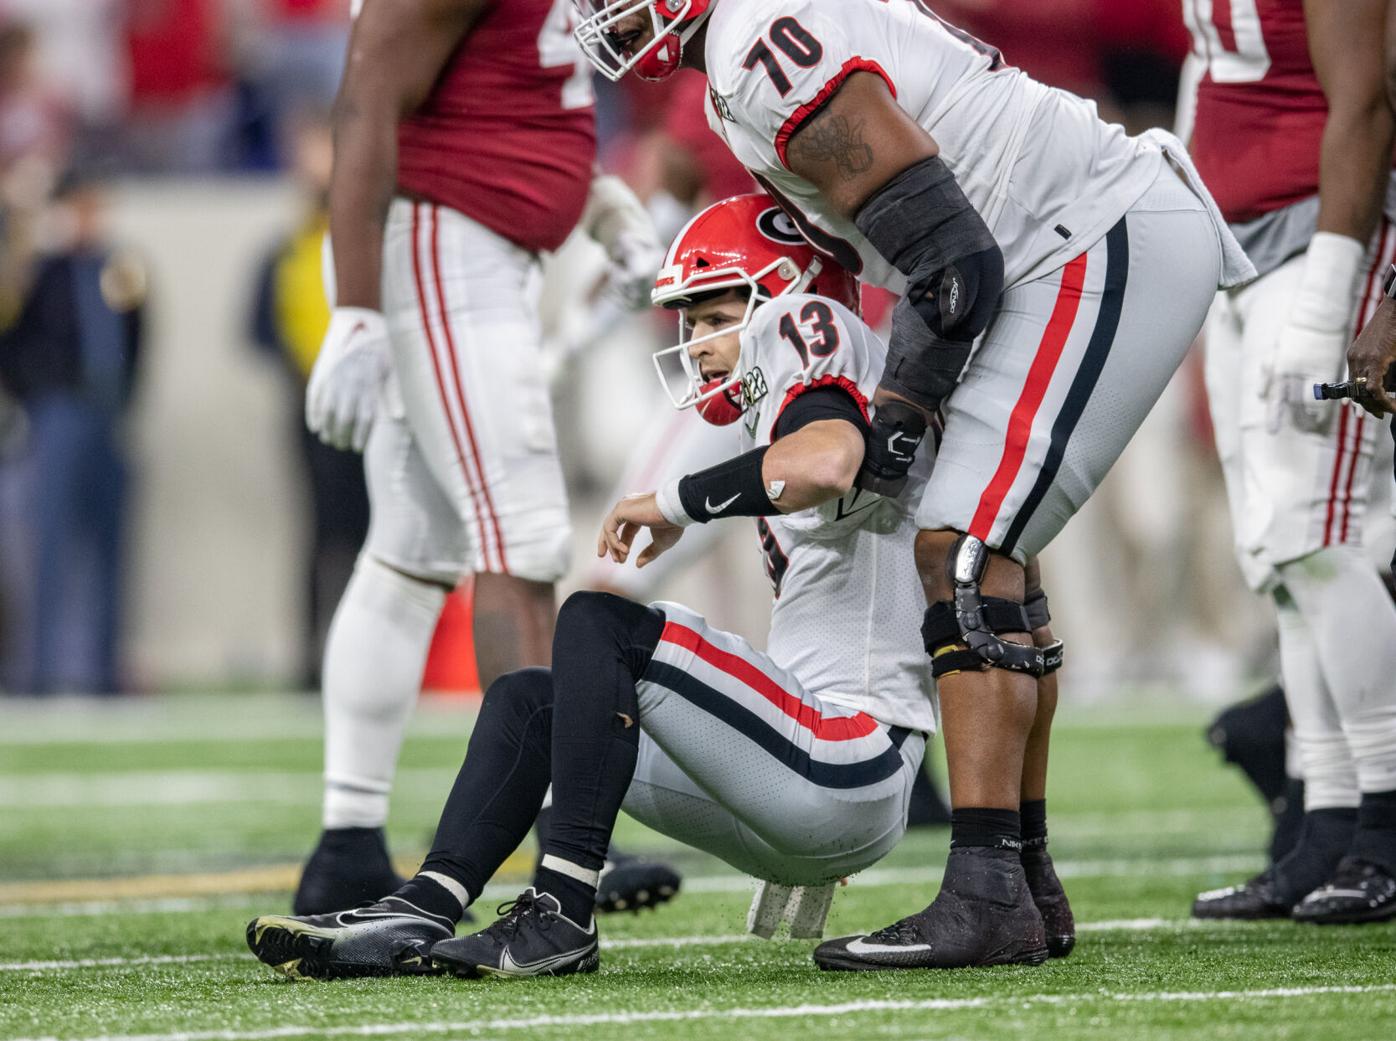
[651,194,860,425]
[573,0,715,82]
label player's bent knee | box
[555,591,666,679]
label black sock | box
[541,593,663,875]
[1020,799,1047,851]
[1272,806,1358,902]
[950,807,1022,851]
[533,862,598,924]
[413,668,556,915]
[1350,789,1396,874]
[387,875,466,927]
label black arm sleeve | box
[772,385,871,440]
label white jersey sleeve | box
[737,293,877,450]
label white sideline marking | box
[0,920,1268,973]
[0,854,1263,919]
[10,985,1396,1041]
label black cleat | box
[1292,858,1396,925]
[292,827,405,916]
[1192,868,1294,919]
[1021,846,1074,958]
[1193,807,1354,919]
[595,853,681,913]
[246,897,453,980]
[812,847,1048,971]
[431,888,599,979]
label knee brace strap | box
[1022,589,1064,675]
[923,599,1031,678]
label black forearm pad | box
[678,446,775,522]
[856,156,1004,344]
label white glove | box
[306,307,391,452]
[1262,232,1366,436]
[582,174,665,310]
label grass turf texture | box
[1,694,1393,1041]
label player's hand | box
[1262,320,1348,436]
[1347,298,1396,416]
[306,307,392,453]
[582,174,664,310]
[598,492,685,568]
[856,396,929,496]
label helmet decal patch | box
[756,208,806,247]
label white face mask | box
[651,254,820,412]
[572,0,708,82]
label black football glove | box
[856,399,928,496]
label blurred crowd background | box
[0,0,1375,702]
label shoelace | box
[1324,858,1381,890]
[486,894,558,941]
[865,916,923,946]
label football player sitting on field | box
[244,194,1064,980]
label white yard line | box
[9,985,1396,1041]
[0,920,1269,973]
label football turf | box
[2,694,1393,1041]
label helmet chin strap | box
[676,7,712,49]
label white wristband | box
[1292,232,1367,333]
[654,478,697,527]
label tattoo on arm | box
[791,113,875,180]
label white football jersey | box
[703,0,1167,292]
[734,293,935,733]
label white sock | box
[322,554,446,829]
[1279,547,1396,795]
[1274,592,1358,810]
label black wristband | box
[675,446,775,523]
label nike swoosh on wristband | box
[844,937,933,955]
[706,493,740,514]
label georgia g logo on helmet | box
[756,208,806,248]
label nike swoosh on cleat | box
[493,944,595,977]
[705,493,740,514]
[844,937,933,955]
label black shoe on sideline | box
[1192,867,1293,919]
[595,852,682,913]
[813,848,1048,971]
[246,897,452,980]
[430,888,599,979]
[293,827,405,916]
[1021,846,1074,958]
[1292,858,1396,925]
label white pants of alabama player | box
[916,166,1221,560]
[622,602,926,886]
[367,197,571,584]
[1204,225,1395,592]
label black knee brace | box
[920,536,1055,679]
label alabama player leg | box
[382,198,571,683]
[293,409,468,916]
[817,167,1222,970]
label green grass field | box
[2,693,1394,1041]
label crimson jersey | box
[1185,0,1325,224]
[396,0,597,253]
